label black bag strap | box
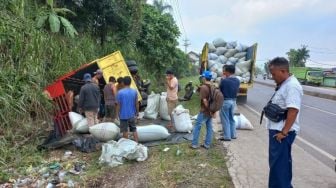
[260,85,280,125]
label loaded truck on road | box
[200,39,258,104]
[289,67,323,86]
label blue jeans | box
[192,112,213,148]
[219,99,236,140]
[269,130,296,188]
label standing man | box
[266,57,303,188]
[165,69,178,129]
[116,76,139,142]
[219,65,240,141]
[92,69,103,85]
[116,77,125,92]
[103,76,117,122]
[191,71,213,149]
[78,73,101,126]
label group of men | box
[191,57,303,188]
[77,56,303,187]
[77,70,139,142]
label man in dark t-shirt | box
[191,71,213,149]
[219,65,240,141]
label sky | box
[148,0,336,68]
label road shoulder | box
[215,105,336,188]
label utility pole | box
[183,38,191,53]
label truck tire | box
[237,95,247,104]
[126,60,137,67]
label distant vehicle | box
[289,67,323,86]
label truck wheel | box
[126,60,137,67]
[237,95,247,104]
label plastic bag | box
[144,92,160,120]
[72,136,99,153]
[99,138,148,167]
[172,105,193,132]
[234,113,254,130]
[89,122,120,142]
[159,93,170,121]
[137,125,170,142]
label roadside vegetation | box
[0,0,231,186]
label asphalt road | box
[245,82,336,170]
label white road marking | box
[302,104,336,116]
[243,104,336,161]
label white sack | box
[208,60,217,68]
[218,55,228,64]
[234,114,253,130]
[213,38,226,47]
[208,53,219,60]
[234,66,243,76]
[159,93,170,121]
[212,111,222,132]
[227,41,237,49]
[89,122,120,142]
[144,92,160,119]
[235,44,249,52]
[236,60,251,73]
[224,49,238,58]
[228,57,238,63]
[234,52,247,59]
[208,43,216,53]
[137,125,170,142]
[172,105,193,132]
[68,112,89,133]
[215,47,228,56]
[99,138,148,167]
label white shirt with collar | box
[266,75,303,133]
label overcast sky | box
[149,0,336,68]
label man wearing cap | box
[92,69,103,85]
[219,65,240,141]
[191,71,213,149]
[165,69,179,129]
[78,73,101,126]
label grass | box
[82,75,234,187]
[0,75,234,187]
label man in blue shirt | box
[219,65,240,141]
[116,76,139,142]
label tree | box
[60,0,142,47]
[36,0,78,37]
[136,4,184,78]
[153,0,172,14]
[286,45,310,67]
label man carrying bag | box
[261,57,303,188]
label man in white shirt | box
[266,57,303,188]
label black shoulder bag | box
[260,86,288,124]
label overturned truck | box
[44,51,148,139]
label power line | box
[174,0,187,38]
[308,46,336,52]
[307,59,336,66]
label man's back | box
[219,77,240,98]
[117,88,137,119]
[79,82,100,111]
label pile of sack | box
[144,92,193,133]
[205,38,253,83]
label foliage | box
[153,0,172,14]
[36,0,78,37]
[0,0,194,177]
[286,45,310,67]
[59,0,142,47]
[136,4,190,81]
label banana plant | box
[37,0,78,37]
